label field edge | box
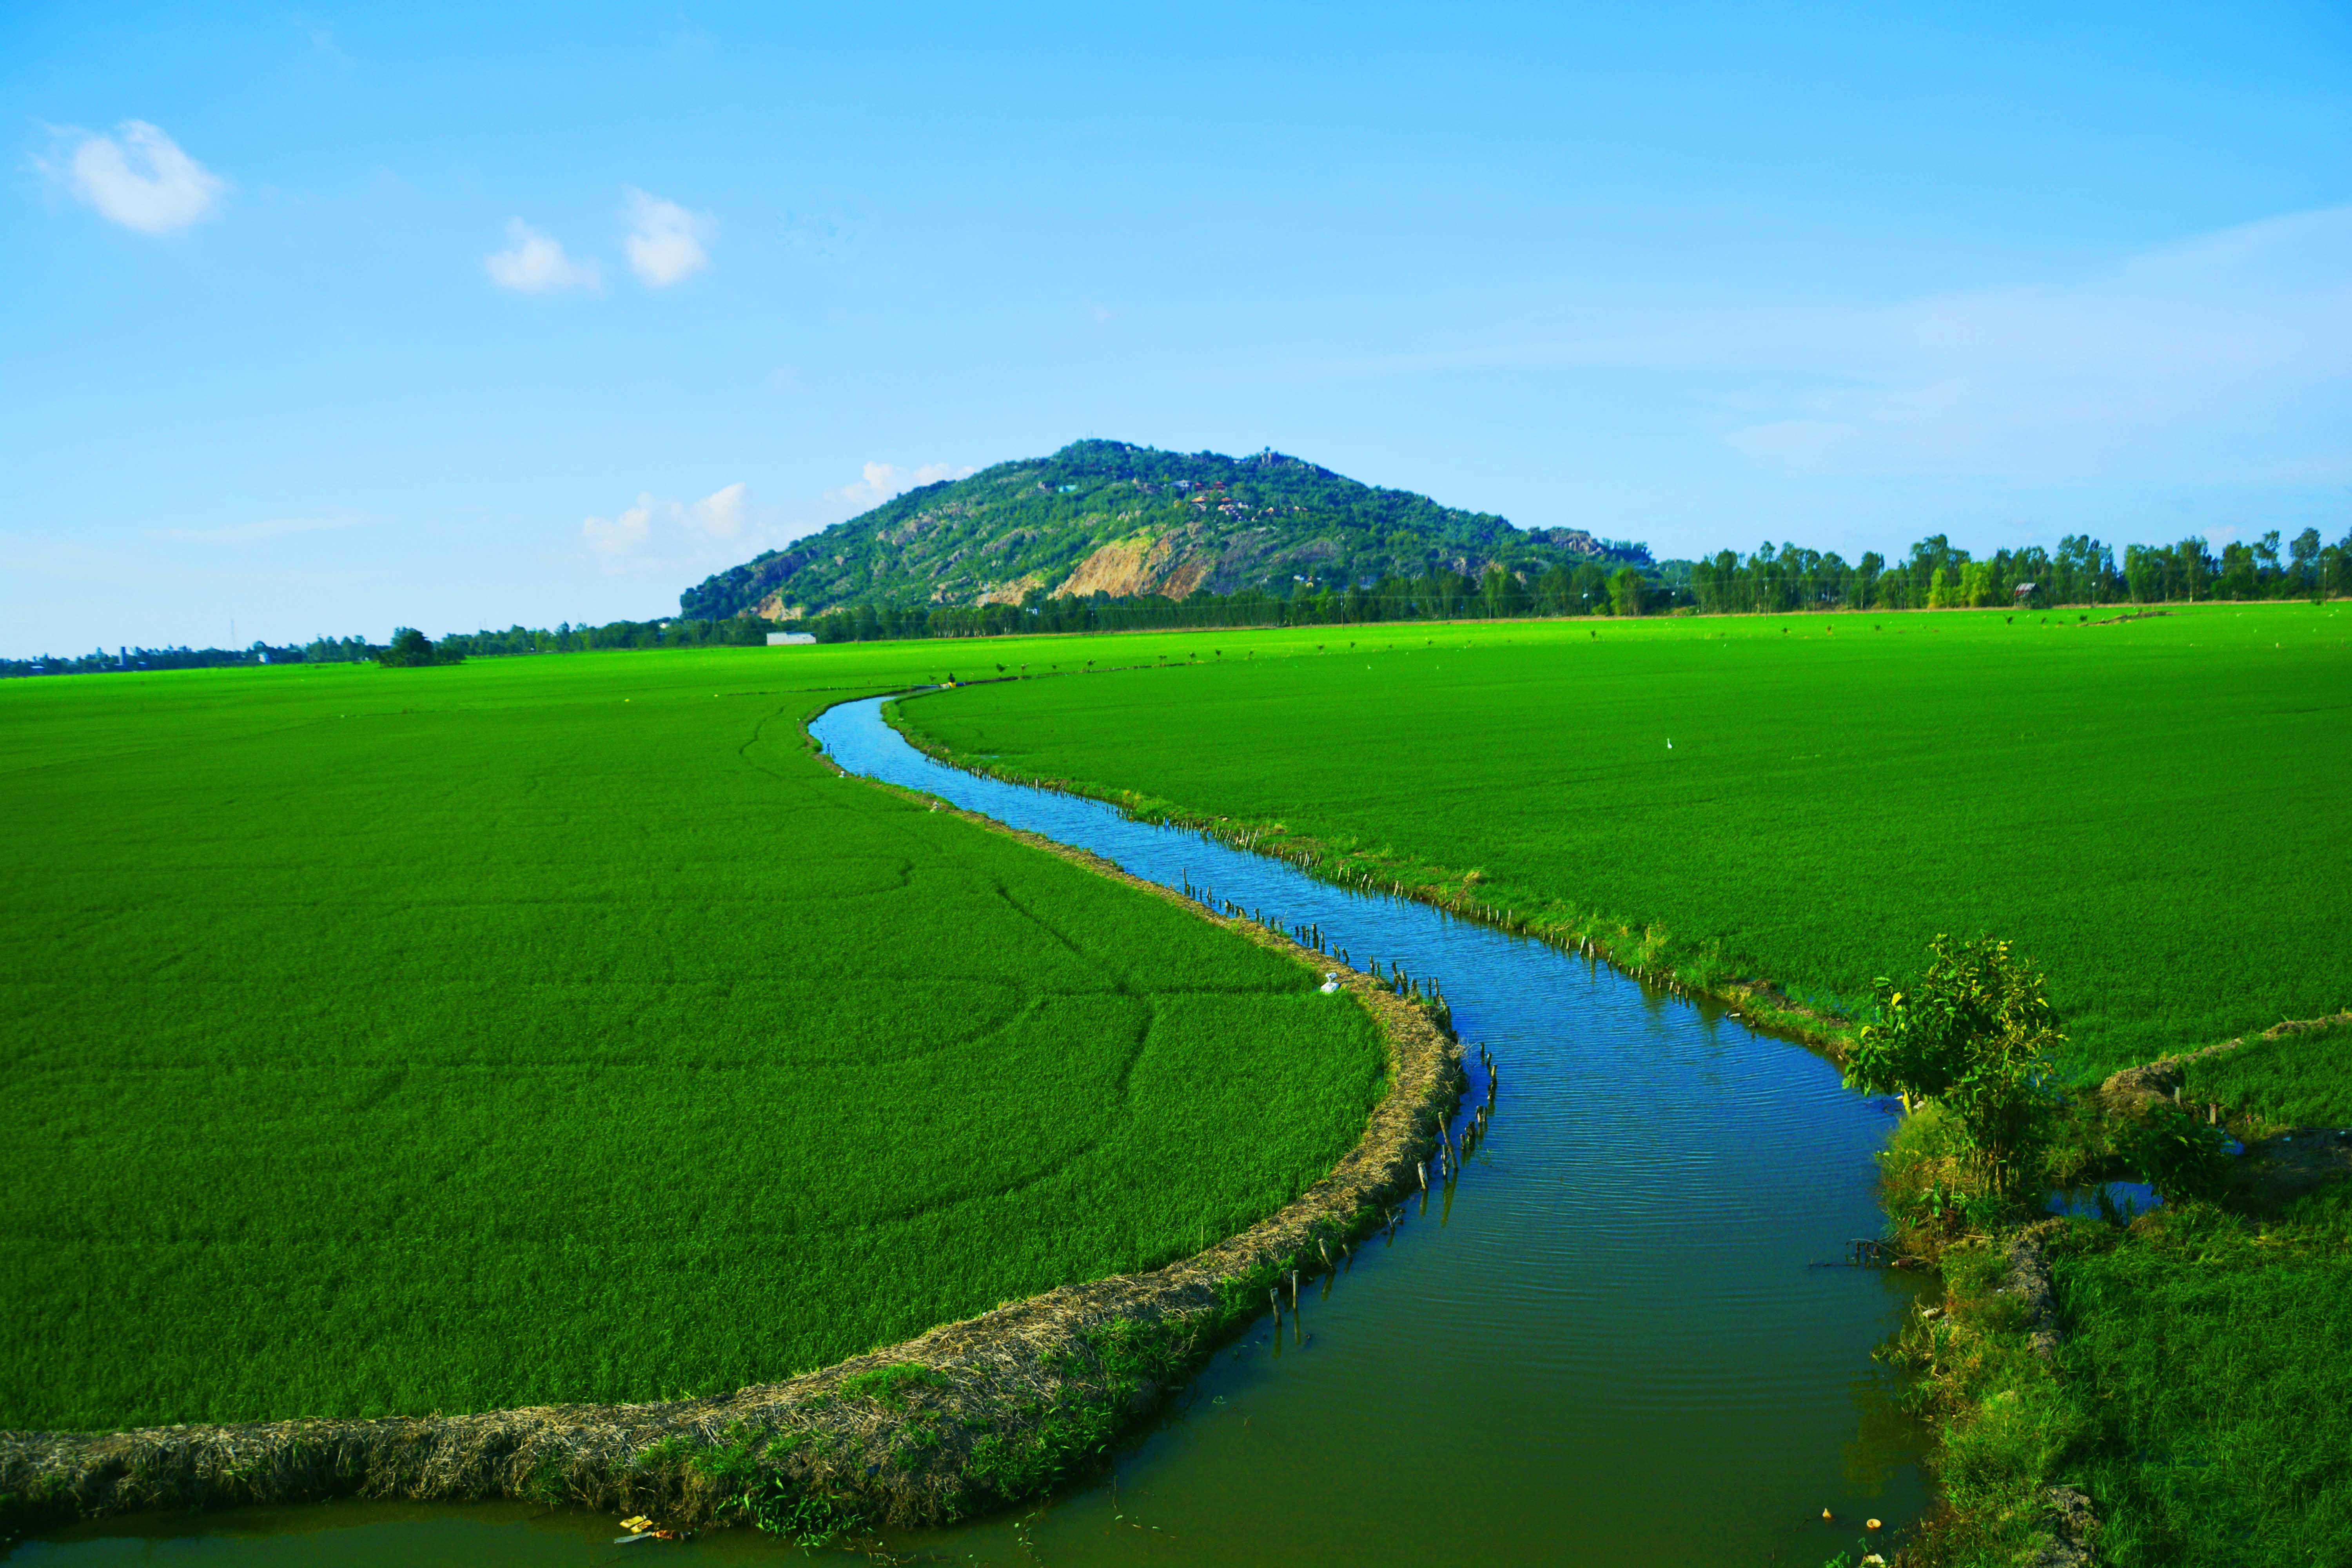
[0,694,1463,1544]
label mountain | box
[680,439,1649,621]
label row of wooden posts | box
[1269,1037,1500,1337]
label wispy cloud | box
[577,466,972,579]
[580,483,753,573]
[47,121,227,235]
[581,497,655,563]
[622,187,713,288]
[142,515,361,546]
[289,13,351,65]
[485,220,602,294]
[686,482,748,540]
[1315,205,2352,489]
[1714,205,2352,482]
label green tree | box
[1481,563,1530,619]
[376,627,446,668]
[2288,527,2321,585]
[1844,935,2062,1197]
[1607,565,1645,617]
[1855,551,1885,608]
[1958,560,1996,606]
[2175,535,2212,601]
[1570,561,1611,614]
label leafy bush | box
[2117,1104,2233,1203]
[1845,935,2063,1198]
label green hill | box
[680,439,1647,621]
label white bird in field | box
[1666,739,1674,750]
[1320,972,1342,993]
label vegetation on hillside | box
[673,434,2352,640]
[678,439,1649,622]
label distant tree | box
[1606,565,1645,617]
[1844,935,2063,1197]
[1855,550,1885,608]
[376,627,457,668]
[2217,541,2259,600]
[1481,563,1530,619]
[2176,536,2213,601]
[1570,561,1611,615]
[2289,528,2322,588]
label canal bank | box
[14,694,1929,1567]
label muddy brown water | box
[15,695,1929,1567]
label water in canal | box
[17,694,1927,1568]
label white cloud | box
[831,461,974,511]
[485,220,602,294]
[579,483,751,573]
[577,468,971,579]
[685,482,748,540]
[56,121,227,234]
[622,187,712,288]
[581,496,656,563]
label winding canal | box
[19,693,1927,1568]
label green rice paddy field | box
[0,641,1388,1431]
[905,603,2352,1082]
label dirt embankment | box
[1,719,1461,1540]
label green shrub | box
[2117,1104,2232,1203]
[1847,935,2063,1198]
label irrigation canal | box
[20,693,1929,1567]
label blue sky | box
[4,2,2348,653]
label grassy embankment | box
[897,603,2352,1563]
[0,635,1393,1450]
[1878,1018,2352,1566]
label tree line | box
[789,524,2351,643]
[1690,528,2350,614]
[1,617,772,679]
[9,525,2346,676]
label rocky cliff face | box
[683,440,1647,620]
